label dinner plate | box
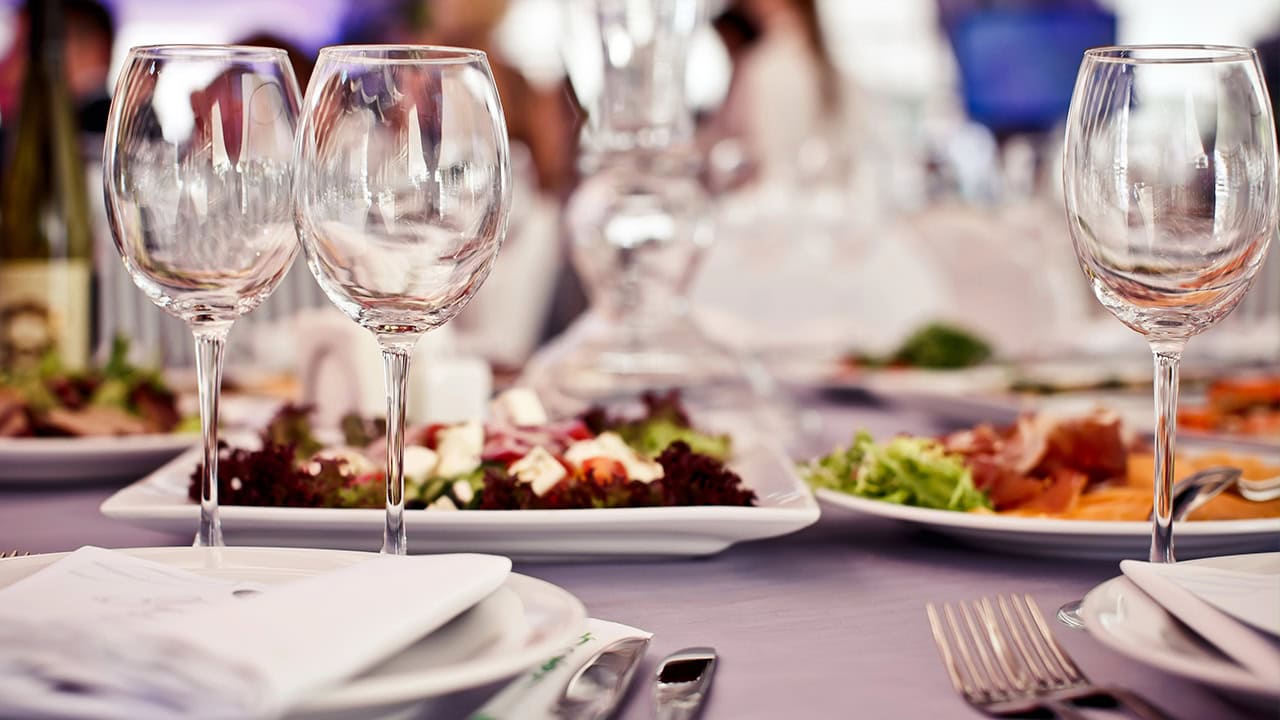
[1080,553,1280,706]
[0,432,198,484]
[0,546,587,720]
[816,490,1280,560]
[100,434,820,560]
[0,395,283,485]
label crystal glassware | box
[1063,45,1278,562]
[293,46,511,554]
[523,0,781,424]
[104,45,303,546]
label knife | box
[653,647,717,720]
[554,635,651,719]
[469,619,651,720]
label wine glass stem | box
[1150,345,1184,564]
[379,341,413,555]
[193,322,230,548]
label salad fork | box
[0,550,29,559]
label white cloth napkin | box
[468,619,652,720]
[0,546,511,720]
[1120,558,1280,681]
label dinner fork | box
[930,594,1174,720]
[0,550,29,559]
[995,594,1173,720]
[927,598,1088,719]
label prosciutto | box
[941,409,1128,513]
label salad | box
[844,322,993,371]
[0,337,181,438]
[192,389,757,511]
[801,410,1280,521]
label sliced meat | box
[38,406,152,436]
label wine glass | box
[293,46,511,554]
[104,45,303,547]
[1064,45,1278,564]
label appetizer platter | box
[101,390,819,559]
[803,409,1280,559]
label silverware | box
[929,594,1175,720]
[0,550,29,559]
[1160,466,1242,522]
[653,646,716,720]
[554,635,650,720]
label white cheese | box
[308,446,376,476]
[563,432,664,483]
[509,446,567,496]
[428,495,458,511]
[491,387,548,427]
[435,420,484,477]
[402,446,439,482]
[452,479,474,505]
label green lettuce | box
[800,431,990,511]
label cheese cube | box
[564,432,664,483]
[428,495,458,511]
[402,446,439,482]
[452,479,475,505]
[435,421,484,477]
[509,446,567,496]
[491,388,548,427]
[309,446,376,477]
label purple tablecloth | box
[0,398,1270,719]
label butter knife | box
[654,647,717,720]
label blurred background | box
[1,0,1278,389]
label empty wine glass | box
[1064,45,1278,564]
[104,45,303,547]
[293,46,511,554]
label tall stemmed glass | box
[293,46,511,554]
[1064,45,1278,562]
[104,46,302,547]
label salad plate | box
[817,490,1280,560]
[0,546,587,719]
[100,425,820,560]
[1080,552,1280,706]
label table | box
[0,399,1270,719]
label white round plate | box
[0,433,197,483]
[0,547,587,719]
[1080,553,1280,705]
[817,490,1280,560]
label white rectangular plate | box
[101,434,820,560]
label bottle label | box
[0,259,91,372]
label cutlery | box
[654,647,716,720]
[553,635,651,719]
[928,595,1174,720]
[0,550,29,559]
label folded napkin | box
[0,546,511,720]
[469,619,652,720]
[1120,558,1280,681]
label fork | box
[0,550,29,559]
[930,594,1175,720]
[928,597,1088,718]
[995,594,1173,720]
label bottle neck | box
[27,0,67,76]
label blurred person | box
[237,32,315,92]
[64,0,113,135]
[704,0,841,187]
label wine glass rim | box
[317,44,488,64]
[126,44,291,61]
[1084,44,1257,64]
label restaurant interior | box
[0,0,1278,718]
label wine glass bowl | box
[293,45,511,554]
[104,45,303,546]
[1063,44,1278,563]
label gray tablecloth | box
[0,398,1272,719]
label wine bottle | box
[0,0,93,373]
